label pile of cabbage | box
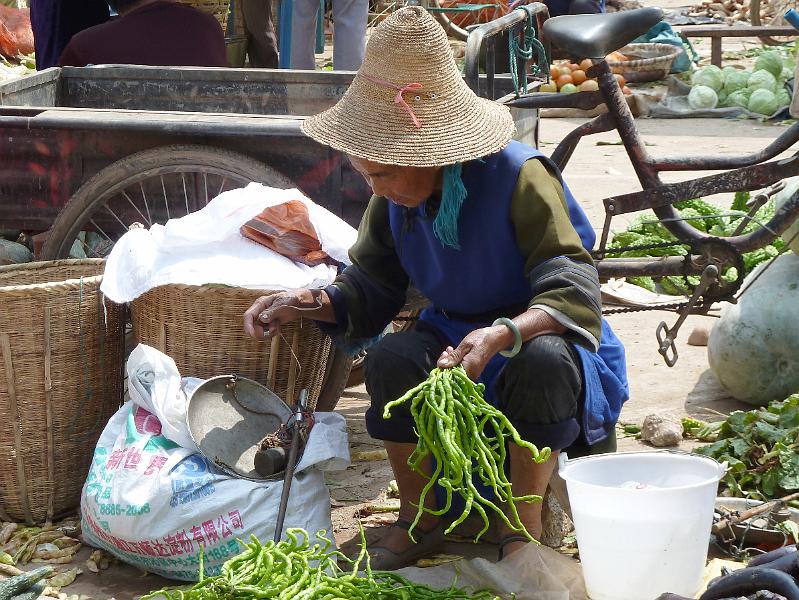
[687,50,793,116]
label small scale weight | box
[254,446,288,477]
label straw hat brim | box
[302,95,515,168]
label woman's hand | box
[244,289,321,339]
[437,325,513,380]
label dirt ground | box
[52,22,794,600]
[54,112,783,599]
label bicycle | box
[466,4,799,365]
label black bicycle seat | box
[543,7,664,59]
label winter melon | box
[708,253,799,405]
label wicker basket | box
[130,285,332,411]
[175,0,232,33]
[607,43,683,83]
[0,260,125,524]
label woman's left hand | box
[437,325,513,380]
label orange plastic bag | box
[240,200,334,267]
[0,6,33,58]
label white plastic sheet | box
[100,184,357,303]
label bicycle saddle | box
[543,7,664,59]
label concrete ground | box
[45,18,795,600]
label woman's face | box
[349,156,442,208]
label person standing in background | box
[240,0,278,68]
[290,0,366,71]
[30,0,110,69]
[58,0,227,67]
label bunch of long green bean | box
[383,366,552,542]
[142,526,500,600]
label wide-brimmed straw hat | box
[301,6,515,167]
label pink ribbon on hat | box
[361,73,423,129]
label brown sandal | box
[367,519,444,571]
[498,534,530,561]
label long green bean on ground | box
[383,366,552,542]
[142,526,501,600]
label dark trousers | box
[30,0,110,69]
[241,0,279,68]
[543,0,603,17]
[364,325,587,452]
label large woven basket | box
[0,260,125,524]
[130,285,332,411]
[607,43,682,83]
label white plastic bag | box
[80,346,350,581]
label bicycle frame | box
[460,5,799,280]
[504,59,799,280]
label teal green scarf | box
[433,163,467,250]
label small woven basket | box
[175,0,232,33]
[130,285,332,411]
[607,43,682,83]
[0,259,125,524]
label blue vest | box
[387,141,628,446]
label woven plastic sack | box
[80,345,349,581]
[0,6,33,57]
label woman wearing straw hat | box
[245,6,627,569]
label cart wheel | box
[41,144,295,260]
[42,144,353,412]
[749,0,798,45]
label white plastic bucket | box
[558,451,726,600]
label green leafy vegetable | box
[693,395,799,500]
[692,65,725,92]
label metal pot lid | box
[187,374,292,481]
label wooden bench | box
[675,25,796,67]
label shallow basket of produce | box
[130,284,332,410]
[0,259,125,524]
[607,43,683,83]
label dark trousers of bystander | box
[30,0,110,70]
[240,0,278,68]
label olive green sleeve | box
[326,195,410,344]
[510,158,602,350]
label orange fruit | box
[558,66,572,77]
[579,79,599,92]
[579,58,593,71]
[540,82,558,93]
[555,74,573,89]
[568,63,580,71]
[571,70,587,85]
[550,65,560,79]
[614,73,626,88]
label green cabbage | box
[723,69,750,94]
[724,88,752,109]
[781,67,793,81]
[754,51,783,78]
[775,88,791,108]
[717,89,728,105]
[692,65,724,92]
[688,85,719,109]
[747,69,777,92]
[748,88,779,115]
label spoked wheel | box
[41,144,354,412]
[750,0,798,45]
[41,145,294,260]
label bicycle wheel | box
[750,0,798,45]
[41,145,294,260]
